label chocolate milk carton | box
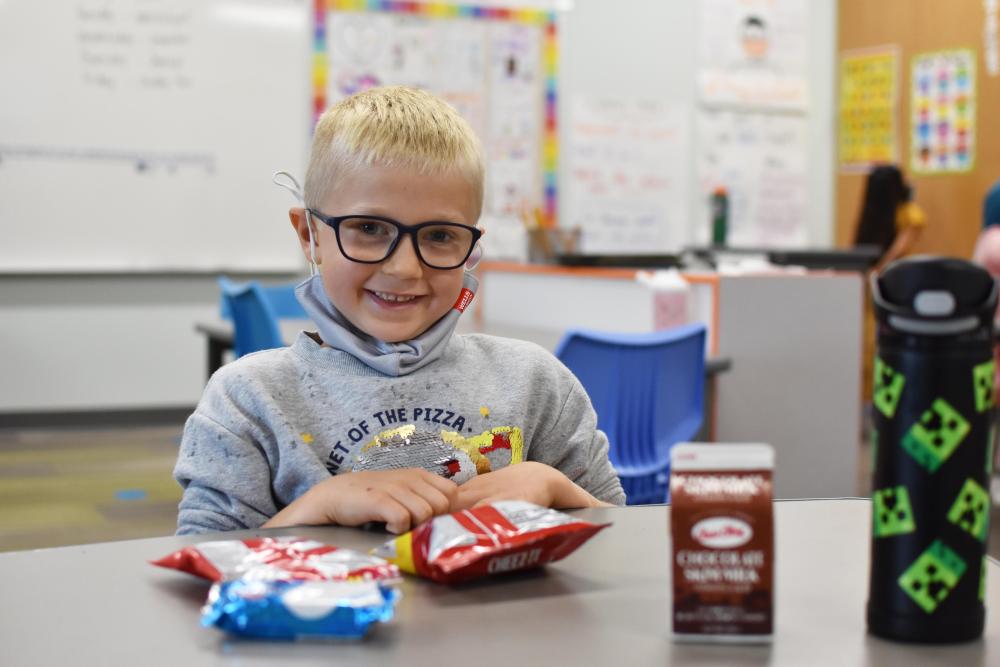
[670,443,775,643]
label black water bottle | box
[867,256,996,643]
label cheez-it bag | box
[373,500,610,584]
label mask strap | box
[272,171,318,276]
[465,240,484,272]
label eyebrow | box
[344,208,472,225]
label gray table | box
[2,499,998,666]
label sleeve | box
[173,399,279,535]
[896,202,927,230]
[529,378,626,506]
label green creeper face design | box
[947,478,990,542]
[874,358,906,418]
[981,557,988,602]
[972,359,996,413]
[901,398,970,473]
[872,485,916,537]
[898,540,967,614]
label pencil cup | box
[527,227,581,263]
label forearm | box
[262,486,328,528]
[876,227,921,271]
[551,473,613,509]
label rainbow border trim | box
[312,0,559,224]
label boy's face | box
[291,162,479,343]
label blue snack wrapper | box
[201,579,399,640]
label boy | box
[175,86,624,536]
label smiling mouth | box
[368,290,422,304]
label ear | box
[289,207,319,263]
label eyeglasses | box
[308,210,482,270]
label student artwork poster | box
[318,3,546,222]
[563,98,690,254]
[697,0,810,111]
[910,49,976,174]
[838,47,898,170]
[696,109,809,248]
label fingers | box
[384,488,435,533]
[368,494,413,535]
[455,479,492,510]
[416,469,460,503]
[411,479,455,516]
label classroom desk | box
[1,499,997,665]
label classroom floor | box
[0,425,183,552]
[1,424,1000,560]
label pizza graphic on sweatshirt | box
[352,424,524,483]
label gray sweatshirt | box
[175,331,625,534]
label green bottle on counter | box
[710,186,729,247]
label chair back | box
[218,277,284,358]
[555,323,707,504]
[219,282,306,320]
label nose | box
[380,233,424,278]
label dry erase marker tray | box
[555,254,682,269]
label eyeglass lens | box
[338,217,475,268]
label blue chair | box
[217,277,285,359]
[555,323,707,505]
[219,282,306,320]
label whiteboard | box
[563,97,690,254]
[0,0,311,272]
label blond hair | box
[304,86,485,215]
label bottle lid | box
[871,256,997,335]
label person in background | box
[854,164,927,273]
[855,165,928,414]
[971,180,1000,473]
[972,179,1000,276]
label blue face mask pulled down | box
[294,272,478,377]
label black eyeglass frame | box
[308,210,482,270]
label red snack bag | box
[371,501,610,584]
[152,537,400,583]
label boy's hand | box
[455,462,609,510]
[263,468,458,534]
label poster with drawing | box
[910,49,976,174]
[564,98,690,254]
[696,108,808,247]
[839,47,898,170]
[323,8,544,220]
[697,0,810,111]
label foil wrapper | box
[152,537,400,583]
[201,579,399,640]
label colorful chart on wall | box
[697,0,810,111]
[313,0,558,224]
[910,48,976,174]
[838,47,898,170]
[696,108,809,248]
[563,98,690,254]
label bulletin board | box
[312,0,558,224]
[836,0,1000,258]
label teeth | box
[373,291,417,303]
